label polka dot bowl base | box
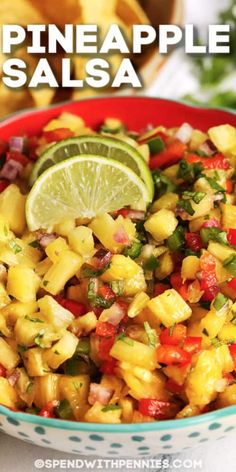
[0,404,236,456]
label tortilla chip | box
[0,0,46,25]
[79,0,118,22]
[0,83,33,118]
[116,0,150,26]
[30,0,82,25]
[29,88,56,108]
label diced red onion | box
[9,136,25,153]
[0,159,23,181]
[113,226,130,244]
[100,302,126,326]
[88,383,114,406]
[7,369,20,387]
[125,210,146,221]
[93,249,112,269]
[175,123,193,144]
[38,233,57,248]
[199,139,216,156]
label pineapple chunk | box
[0,377,18,408]
[59,112,85,132]
[221,203,236,230]
[128,292,150,318]
[59,375,89,420]
[155,251,174,280]
[44,331,78,369]
[0,282,11,308]
[144,209,178,242]
[0,337,20,369]
[7,265,40,302]
[190,129,208,150]
[200,304,228,339]
[0,184,26,234]
[15,367,34,406]
[42,250,83,295]
[23,347,51,376]
[0,314,11,337]
[45,237,68,262]
[54,218,76,237]
[71,311,97,335]
[0,244,19,266]
[110,338,157,370]
[101,255,140,281]
[14,315,60,348]
[16,238,42,269]
[208,124,236,153]
[151,193,179,212]
[147,289,192,327]
[33,374,60,409]
[68,226,94,259]
[207,241,236,262]
[124,267,147,296]
[181,256,200,281]
[35,257,52,276]
[1,301,38,325]
[38,295,74,330]
[84,401,122,423]
[89,213,136,253]
[121,369,169,401]
[186,349,222,406]
[219,323,236,342]
[0,217,13,242]
[216,384,236,408]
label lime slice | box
[26,155,150,231]
[30,135,154,199]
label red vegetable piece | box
[0,364,6,377]
[156,345,192,366]
[98,335,116,361]
[149,140,187,169]
[186,153,230,170]
[100,359,117,375]
[183,336,202,354]
[185,232,203,252]
[138,398,173,419]
[6,151,29,167]
[38,401,58,418]
[54,296,87,318]
[227,229,236,246]
[201,218,221,229]
[95,321,116,337]
[0,180,9,193]
[226,179,233,194]
[227,278,236,292]
[170,272,189,301]
[154,283,170,296]
[166,378,184,395]
[160,324,187,346]
[43,128,74,143]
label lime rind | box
[26,155,150,231]
[29,135,154,200]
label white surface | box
[0,1,235,471]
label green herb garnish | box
[8,240,22,254]
[200,227,228,245]
[123,241,143,259]
[177,199,195,216]
[101,404,121,412]
[116,333,134,346]
[152,169,176,197]
[213,293,228,311]
[167,226,185,252]
[24,315,44,323]
[143,255,159,271]
[144,321,157,348]
[34,330,45,347]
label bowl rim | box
[1,95,236,433]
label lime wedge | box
[26,155,150,231]
[29,135,154,200]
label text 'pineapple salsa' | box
[1,113,236,423]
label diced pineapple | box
[119,397,135,423]
[101,255,140,281]
[7,265,40,303]
[221,203,236,230]
[0,244,19,266]
[89,213,136,253]
[189,208,221,232]
[14,315,60,348]
[33,374,60,409]
[208,124,236,153]
[15,367,34,406]
[84,401,122,423]
[218,323,236,342]
[181,256,200,281]
[1,300,38,325]
[68,226,94,259]
[124,266,147,296]
[42,250,83,295]
[128,292,150,318]
[45,237,68,262]
[155,251,174,280]
[200,306,228,339]
[0,282,10,308]
[16,238,42,268]
[43,118,65,131]
[0,377,18,408]
[44,331,78,369]
[187,195,213,221]
[0,314,11,337]
[110,338,157,370]
[215,344,234,373]
[54,218,76,237]
[207,241,236,262]
[147,289,192,328]
[151,193,179,212]
[59,112,85,132]
[0,217,13,242]
[71,311,97,335]
[144,209,178,242]
[35,257,52,276]
[121,369,169,401]
[176,404,200,419]
[0,184,26,234]
[23,347,51,376]
[216,384,236,408]
[163,164,181,185]
[59,375,89,420]
[100,375,125,404]
[164,365,190,386]
[38,295,74,330]
[189,129,208,150]
[0,337,20,369]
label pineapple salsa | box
[1,112,236,423]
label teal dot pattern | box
[0,413,234,456]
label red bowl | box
[1,97,236,139]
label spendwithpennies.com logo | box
[34,458,203,469]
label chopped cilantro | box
[24,315,44,323]
[116,333,134,346]
[101,404,121,412]
[177,199,195,216]
[34,330,45,347]
[144,321,157,348]
[8,240,22,254]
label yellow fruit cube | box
[144,209,178,242]
[7,265,40,302]
[0,377,18,408]
[42,250,83,295]
[71,311,97,335]
[151,193,179,212]
[0,184,26,234]
[84,401,122,424]
[101,255,140,281]
[128,292,150,318]
[23,347,51,376]
[38,295,74,330]
[0,337,20,370]
[89,213,136,253]
[221,203,236,230]
[45,331,78,369]
[110,338,157,370]
[186,349,222,406]
[45,237,68,263]
[181,256,200,281]
[68,226,94,259]
[54,218,76,236]
[124,267,147,296]
[147,289,192,327]
[33,374,60,409]
[59,375,89,420]
[208,124,236,153]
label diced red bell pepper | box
[98,335,116,361]
[199,253,219,301]
[227,277,236,292]
[0,180,9,193]
[95,321,117,337]
[98,284,116,302]
[100,358,117,375]
[0,364,6,377]
[43,128,74,143]
[38,401,58,418]
[185,232,203,252]
[185,153,230,170]
[6,151,29,167]
[156,345,192,366]
[149,140,187,169]
[226,179,233,194]
[229,344,236,368]
[54,296,87,318]
[138,398,174,419]
[154,283,170,296]
[170,272,189,301]
[201,218,221,229]
[166,378,184,395]
[0,139,8,155]
[92,249,112,270]
[223,372,235,386]
[183,336,202,354]
[27,136,39,160]
[160,324,187,346]
[227,229,236,246]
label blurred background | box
[0,0,235,119]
